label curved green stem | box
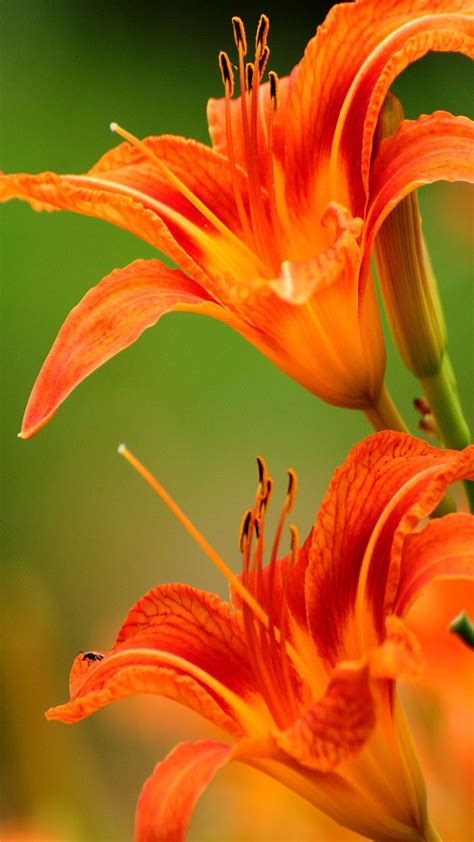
[420,354,474,513]
[364,385,410,434]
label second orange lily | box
[1,1,473,438]
[46,432,474,841]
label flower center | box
[218,15,283,275]
[237,456,301,727]
[107,15,284,285]
[118,445,313,728]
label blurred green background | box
[1,1,472,840]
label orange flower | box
[1,3,473,438]
[46,433,474,841]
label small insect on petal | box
[80,650,105,666]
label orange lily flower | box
[46,432,474,841]
[1,2,473,438]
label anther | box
[269,71,278,111]
[255,14,270,51]
[286,469,297,511]
[219,51,234,96]
[289,524,299,559]
[258,45,270,78]
[256,456,267,487]
[246,62,254,92]
[414,396,431,416]
[239,509,252,553]
[232,17,247,55]
[254,517,261,540]
[261,477,273,508]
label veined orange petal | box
[284,0,473,219]
[305,432,474,666]
[135,740,232,842]
[0,170,208,286]
[370,615,423,681]
[363,112,474,278]
[89,134,250,237]
[394,513,474,616]
[19,259,222,439]
[276,662,374,772]
[47,584,270,736]
[114,584,258,703]
[332,12,474,213]
[252,204,385,409]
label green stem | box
[420,354,474,513]
[364,385,410,434]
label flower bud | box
[374,94,446,378]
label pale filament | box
[118,445,319,720]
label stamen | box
[255,13,270,50]
[245,62,254,92]
[232,16,247,55]
[256,455,267,487]
[286,469,297,511]
[278,524,300,718]
[258,45,270,78]
[110,122,267,275]
[269,70,278,111]
[289,523,299,559]
[118,444,269,630]
[239,509,252,554]
[118,446,319,709]
[229,17,278,272]
[219,50,234,96]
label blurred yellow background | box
[1,1,473,839]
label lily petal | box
[20,259,224,438]
[0,169,207,285]
[370,615,423,681]
[135,740,232,842]
[305,431,474,665]
[89,135,249,238]
[334,11,474,213]
[363,112,474,277]
[284,0,473,218]
[276,663,374,771]
[259,204,384,408]
[46,584,269,735]
[395,513,474,616]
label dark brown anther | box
[254,516,261,540]
[414,396,431,416]
[269,70,278,111]
[239,509,252,553]
[232,17,247,55]
[256,455,267,487]
[256,14,270,51]
[265,477,273,503]
[289,524,299,558]
[258,45,270,77]
[246,62,254,92]
[286,469,297,511]
[219,51,234,96]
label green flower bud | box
[374,94,446,378]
